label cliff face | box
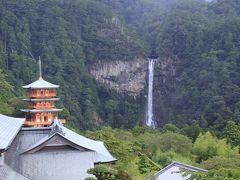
[90,56,176,127]
[90,58,148,96]
[153,56,176,126]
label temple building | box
[0,59,116,180]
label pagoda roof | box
[22,78,59,89]
[23,98,60,102]
[0,114,25,150]
[21,108,62,113]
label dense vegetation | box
[1,0,240,132]
[0,0,146,129]
[1,0,240,179]
[98,0,240,133]
[79,122,240,179]
[153,0,240,132]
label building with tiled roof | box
[155,161,208,180]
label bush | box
[153,132,193,156]
[163,124,180,133]
[201,156,240,170]
[87,165,117,180]
[84,177,96,180]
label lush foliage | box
[87,165,117,180]
[0,0,146,129]
[81,126,240,179]
[153,0,240,131]
[223,120,240,147]
[99,0,240,132]
[193,132,239,163]
[0,69,14,114]
[1,0,240,132]
[1,0,240,179]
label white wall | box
[0,152,4,165]
[19,151,95,180]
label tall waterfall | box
[146,59,155,128]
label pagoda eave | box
[21,109,63,113]
[22,86,59,89]
[22,78,59,89]
[23,98,60,102]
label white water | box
[146,59,155,128]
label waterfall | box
[146,59,155,128]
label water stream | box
[146,59,155,128]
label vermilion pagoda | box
[21,58,65,127]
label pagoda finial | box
[38,56,42,79]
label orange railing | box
[24,119,66,126]
[28,93,56,98]
[24,121,52,126]
[31,104,55,109]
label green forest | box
[0,0,240,179]
[81,123,240,179]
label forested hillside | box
[153,0,240,132]
[0,0,147,129]
[0,0,240,133]
[1,0,240,179]
[97,0,240,133]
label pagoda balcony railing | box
[24,119,66,126]
[28,93,57,98]
[31,104,55,109]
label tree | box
[223,120,240,147]
[163,123,180,133]
[153,132,193,156]
[193,132,218,163]
[181,120,203,141]
[193,131,239,163]
[0,69,14,114]
[87,165,117,180]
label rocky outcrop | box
[153,56,176,127]
[89,58,148,96]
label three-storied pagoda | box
[21,58,65,127]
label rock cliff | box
[90,56,176,127]
[90,58,148,96]
[153,56,176,126]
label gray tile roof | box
[23,119,116,163]
[0,114,25,150]
[0,164,29,180]
[22,78,59,89]
[156,161,208,177]
[2,117,116,180]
